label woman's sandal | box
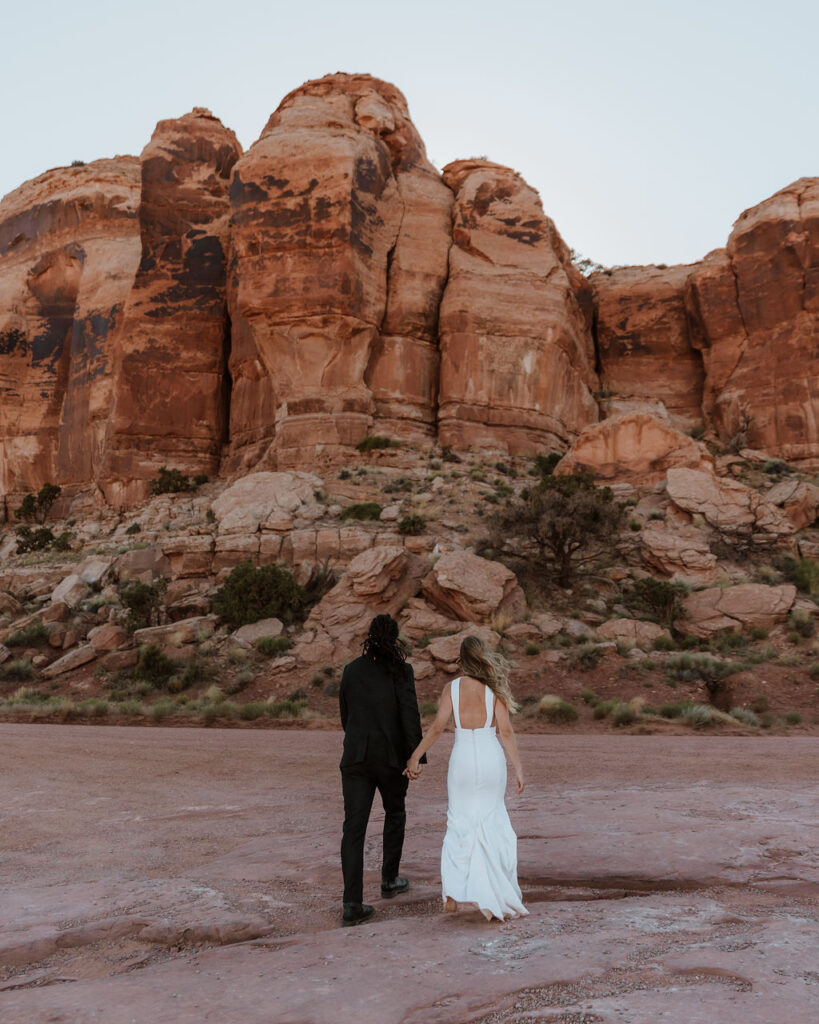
[444,897,457,913]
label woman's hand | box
[403,758,421,780]
[515,768,525,794]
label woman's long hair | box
[458,635,519,713]
[362,614,409,680]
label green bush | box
[789,608,816,638]
[569,643,603,671]
[682,703,714,729]
[611,703,636,727]
[15,526,56,553]
[750,695,769,714]
[652,635,677,652]
[524,643,540,656]
[2,659,34,681]
[16,483,61,524]
[533,452,561,477]
[779,556,819,596]
[193,473,209,486]
[397,514,426,536]
[5,622,48,647]
[256,635,292,657]
[731,707,760,727]
[340,502,382,522]
[125,523,141,535]
[660,703,685,719]
[77,698,109,718]
[119,579,167,631]
[580,688,598,706]
[538,699,579,724]
[135,645,176,686]
[627,577,687,628]
[355,436,400,453]
[213,562,306,630]
[239,702,267,721]
[266,699,304,719]
[150,466,194,495]
[785,710,802,725]
[179,659,215,689]
[303,560,337,608]
[750,626,769,641]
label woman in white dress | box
[405,636,528,921]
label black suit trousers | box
[341,762,409,904]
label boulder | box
[117,547,171,583]
[666,468,793,538]
[77,557,115,587]
[437,159,598,454]
[764,479,819,531]
[212,472,322,535]
[398,598,462,640]
[0,592,22,617]
[557,413,711,484]
[51,575,89,609]
[676,583,797,637]
[596,618,671,651]
[640,520,718,583]
[426,627,502,670]
[529,612,564,638]
[100,648,139,672]
[133,615,217,648]
[233,618,284,645]
[422,551,526,624]
[42,645,97,677]
[160,535,215,578]
[88,624,129,653]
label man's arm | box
[339,666,349,730]
[396,662,427,764]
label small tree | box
[119,579,167,631]
[213,562,307,630]
[626,577,687,628]
[494,471,624,587]
[16,483,61,524]
[150,467,194,495]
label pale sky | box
[3,0,817,267]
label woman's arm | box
[404,683,453,778]
[495,699,525,794]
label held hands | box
[403,758,422,781]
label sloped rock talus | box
[225,74,453,472]
[437,159,599,454]
[101,110,241,507]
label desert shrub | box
[525,643,541,656]
[652,634,677,652]
[149,467,194,494]
[125,523,141,536]
[750,626,769,640]
[533,452,561,477]
[659,702,685,719]
[119,699,144,716]
[789,607,816,638]
[2,659,34,681]
[193,473,209,486]
[611,703,636,727]
[710,631,748,653]
[256,635,292,657]
[5,622,48,647]
[750,695,769,714]
[355,435,400,453]
[682,703,714,729]
[626,577,687,628]
[759,712,774,729]
[592,699,619,720]
[763,458,791,476]
[785,710,802,725]
[615,639,634,657]
[340,502,382,522]
[150,697,176,722]
[303,560,337,608]
[809,663,819,679]
[77,698,109,718]
[179,659,215,689]
[398,514,426,536]
[266,699,304,719]
[135,645,176,686]
[580,688,598,706]
[731,707,760,727]
[568,642,603,671]
[224,670,254,696]
[213,562,306,630]
[538,697,579,724]
[239,702,267,721]
[15,526,55,553]
[493,470,624,586]
[52,531,72,551]
[119,578,167,631]
[778,556,819,596]
[16,483,61,524]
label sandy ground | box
[0,725,817,1023]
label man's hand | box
[403,758,422,781]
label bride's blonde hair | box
[458,635,519,713]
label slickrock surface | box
[1,726,817,1023]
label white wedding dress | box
[440,678,528,921]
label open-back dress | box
[440,677,528,921]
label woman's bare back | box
[455,674,495,729]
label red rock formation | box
[593,264,705,433]
[225,74,452,471]
[686,179,819,465]
[0,159,142,502]
[101,109,240,506]
[436,160,598,454]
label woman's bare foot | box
[444,897,457,913]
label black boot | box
[342,902,375,927]
[381,876,409,899]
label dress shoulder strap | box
[484,684,494,728]
[451,678,461,729]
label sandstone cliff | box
[0,73,817,511]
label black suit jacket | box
[339,654,426,769]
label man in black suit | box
[339,614,426,927]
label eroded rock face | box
[686,179,819,466]
[225,74,452,471]
[666,467,793,540]
[640,520,718,583]
[676,583,796,637]
[101,109,241,507]
[557,412,710,483]
[594,265,705,433]
[437,160,598,454]
[421,550,526,624]
[0,159,142,501]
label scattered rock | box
[764,479,819,531]
[676,583,797,637]
[398,598,460,640]
[426,626,501,670]
[133,615,217,648]
[421,551,526,624]
[51,575,89,610]
[233,619,284,645]
[640,520,718,583]
[596,618,671,651]
[88,624,129,653]
[42,645,97,677]
[666,467,792,538]
[212,472,322,535]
